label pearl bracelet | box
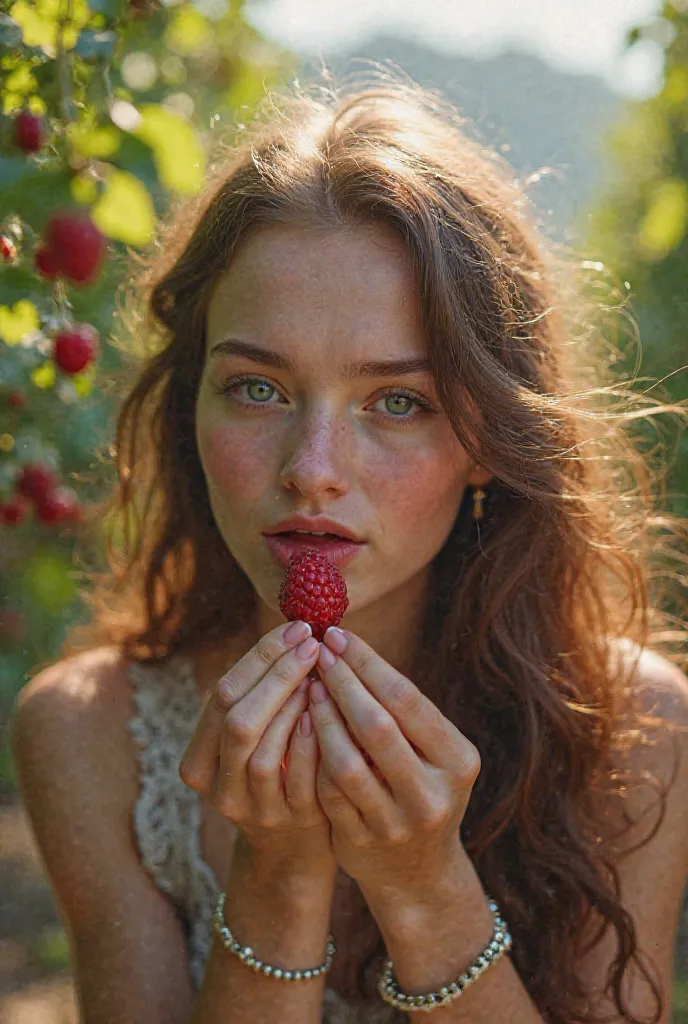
[378,897,512,1013]
[213,891,336,981]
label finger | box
[309,680,397,834]
[322,629,465,769]
[315,643,426,809]
[180,620,312,782]
[316,762,369,841]
[181,631,319,793]
[284,710,320,816]
[242,681,310,813]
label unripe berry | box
[34,245,60,278]
[16,463,58,503]
[0,235,17,262]
[36,486,80,525]
[14,110,44,154]
[0,495,28,526]
[53,323,99,374]
[44,210,105,284]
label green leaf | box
[164,5,214,57]
[10,0,90,52]
[91,166,156,245]
[0,299,40,344]
[67,122,121,159]
[23,549,77,612]
[637,178,688,258]
[31,361,56,389]
[132,104,205,194]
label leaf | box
[67,122,121,159]
[31,361,56,389]
[10,0,90,53]
[0,300,40,345]
[164,5,214,57]
[72,363,96,398]
[90,166,156,245]
[637,179,688,258]
[132,104,205,194]
[23,549,77,612]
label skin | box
[195,221,491,676]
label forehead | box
[205,222,425,358]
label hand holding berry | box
[308,629,481,902]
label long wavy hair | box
[61,78,686,1023]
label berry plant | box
[0,0,293,742]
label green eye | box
[247,381,275,402]
[384,394,415,415]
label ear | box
[466,463,493,489]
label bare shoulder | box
[610,637,688,728]
[11,646,193,1023]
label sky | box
[245,0,665,98]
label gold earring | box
[472,488,487,521]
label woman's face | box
[196,222,490,629]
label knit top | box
[125,654,400,1023]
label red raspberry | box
[0,235,17,262]
[44,210,105,285]
[0,495,28,526]
[35,486,81,525]
[14,110,44,154]
[16,463,58,503]
[53,323,99,374]
[278,550,348,642]
[34,245,60,278]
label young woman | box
[11,81,688,1024]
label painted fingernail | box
[299,710,313,737]
[318,643,336,671]
[309,680,328,704]
[324,627,347,654]
[296,637,319,661]
[284,620,312,645]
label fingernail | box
[324,627,347,654]
[317,643,336,671]
[296,677,310,693]
[309,680,328,704]
[284,620,312,645]
[296,637,319,661]
[299,710,313,737]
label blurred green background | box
[0,0,686,1019]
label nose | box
[279,408,351,502]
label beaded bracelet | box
[378,898,512,1013]
[212,891,336,981]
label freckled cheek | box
[197,420,278,506]
[362,442,465,540]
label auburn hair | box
[61,77,685,1023]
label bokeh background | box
[1,0,686,1019]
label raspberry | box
[16,463,58,503]
[278,549,348,642]
[44,210,105,285]
[53,323,99,374]
[35,486,81,525]
[0,495,28,526]
[0,235,17,262]
[34,245,60,278]
[15,110,44,154]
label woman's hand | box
[308,628,481,900]
[178,621,336,880]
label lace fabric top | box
[126,654,401,1024]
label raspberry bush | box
[0,0,294,768]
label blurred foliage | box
[0,0,294,727]
[586,1,688,523]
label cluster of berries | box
[0,463,81,529]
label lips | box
[264,532,364,569]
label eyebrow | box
[209,338,431,380]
